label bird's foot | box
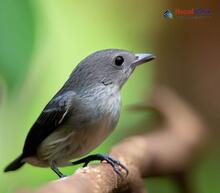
[51,160,66,178]
[71,154,129,177]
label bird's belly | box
[34,114,117,166]
[71,119,114,158]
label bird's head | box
[71,49,155,91]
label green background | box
[0,1,218,193]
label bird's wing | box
[22,91,76,157]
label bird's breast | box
[79,87,121,152]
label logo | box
[163,8,211,19]
[163,9,174,19]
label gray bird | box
[4,49,155,177]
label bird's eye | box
[114,56,124,66]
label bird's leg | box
[50,160,66,178]
[71,154,129,177]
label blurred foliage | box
[0,1,218,193]
[0,0,35,94]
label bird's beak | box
[132,53,156,67]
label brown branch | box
[17,87,207,193]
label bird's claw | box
[72,154,129,177]
[101,154,129,177]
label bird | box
[4,49,155,178]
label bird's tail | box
[4,155,25,172]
